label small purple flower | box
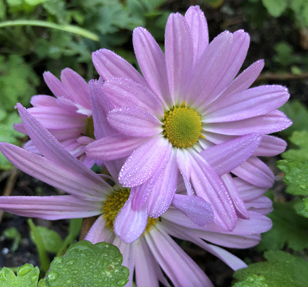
[0,105,272,286]
[15,69,96,167]
[86,6,291,230]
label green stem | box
[0,20,99,41]
[27,219,50,273]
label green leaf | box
[39,240,129,287]
[0,54,38,111]
[294,198,308,218]
[279,101,308,137]
[3,227,21,252]
[232,274,268,287]
[0,20,99,41]
[277,131,308,194]
[30,226,64,254]
[0,0,6,20]
[257,202,308,251]
[233,251,308,287]
[273,42,293,67]
[43,0,67,24]
[28,219,50,273]
[261,0,288,17]
[57,218,82,256]
[0,264,39,287]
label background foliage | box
[1,0,308,286]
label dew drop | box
[47,271,59,282]
[52,257,63,265]
[67,259,76,265]
[17,264,32,276]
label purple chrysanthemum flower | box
[0,107,272,287]
[86,5,291,229]
[15,68,96,167]
[1,103,262,243]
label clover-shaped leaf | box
[39,240,129,287]
[0,264,39,287]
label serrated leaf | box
[279,101,308,137]
[30,226,64,254]
[0,55,38,111]
[277,131,308,194]
[232,274,268,287]
[233,251,308,287]
[261,0,288,17]
[39,240,129,287]
[257,202,308,251]
[294,198,308,218]
[0,264,39,287]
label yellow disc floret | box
[102,188,130,229]
[85,116,95,139]
[102,188,158,234]
[162,104,203,148]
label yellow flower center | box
[162,103,203,148]
[102,188,158,234]
[85,116,95,139]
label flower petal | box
[200,30,250,107]
[86,134,147,161]
[133,27,170,108]
[221,174,249,219]
[200,133,262,176]
[188,31,233,105]
[0,195,100,219]
[253,135,287,156]
[245,196,273,215]
[172,194,214,226]
[205,85,289,122]
[163,221,248,270]
[147,151,178,218]
[165,13,193,104]
[119,137,171,187]
[145,226,214,287]
[134,237,163,287]
[30,95,58,107]
[103,78,163,116]
[217,59,264,99]
[43,71,70,99]
[61,68,90,109]
[92,49,147,86]
[16,104,113,194]
[189,152,237,230]
[232,157,274,188]
[0,143,105,201]
[204,110,292,135]
[89,79,116,139]
[27,106,86,129]
[176,149,194,195]
[114,191,148,243]
[85,215,115,244]
[107,107,161,137]
[234,177,267,201]
[185,5,209,65]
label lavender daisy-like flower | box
[1,102,261,243]
[86,5,291,229]
[15,68,95,167]
[0,106,272,287]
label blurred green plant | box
[243,0,308,28]
[3,226,21,252]
[233,251,308,287]
[0,0,169,170]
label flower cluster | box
[0,5,291,287]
